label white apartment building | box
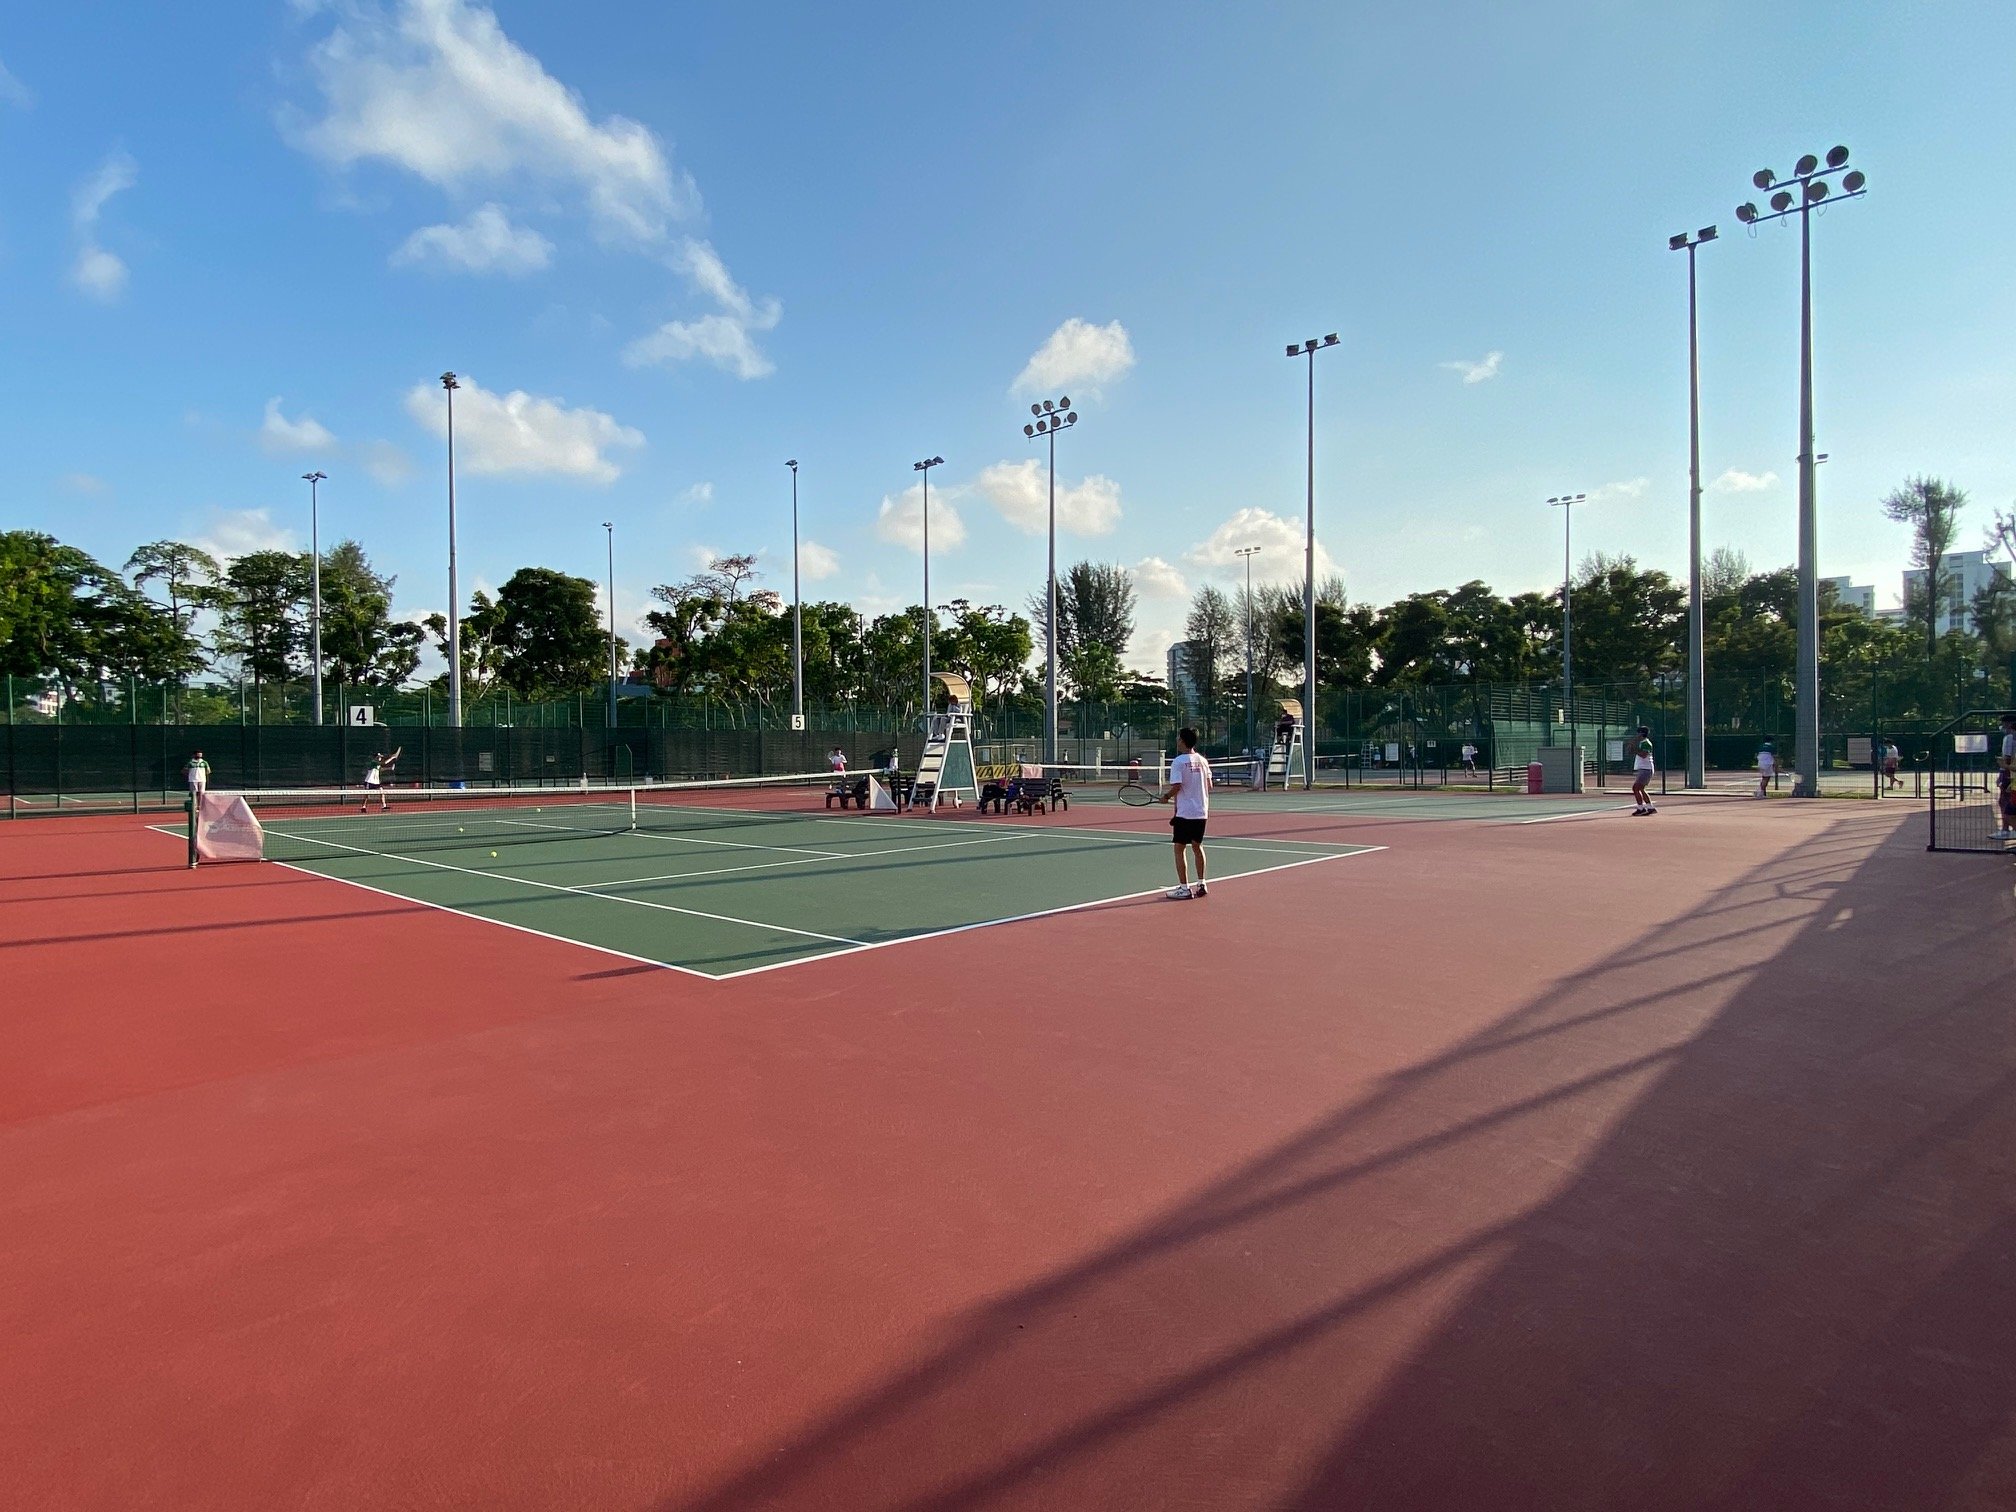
[1900,550,2014,635]
[1165,641,1200,706]
[1821,576,1876,615]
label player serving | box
[360,747,401,813]
[1158,726,1210,899]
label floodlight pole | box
[1669,227,1717,788]
[1022,400,1078,766]
[1735,148,1867,797]
[1285,333,1339,788]
[913,456,944,718]
[303,470,326,726]
[603,521,617,727]
[441,372,462,729]
[1549,493,1588,790]
[1235,545,1261,750]
[787,461,803,728]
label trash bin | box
[1526,762,1544,795]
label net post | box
[628,786,638,832]
[186,792,198,868]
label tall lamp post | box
[441,371,463,729]
[786,460,803,729]
[1548,492,1589,790]
[602,521,617,727]
[1736,146,1868,797]
[1022,397,1077,765]
[302,470,327,725]
[1668,225,1717,789]
[913,456,944,717]
[1234,545,1261,751]
[1284,332,1339,788]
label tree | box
[1184,585,1240,733]
[492,567,609,699]
[0,531,189,694]
[213,549,308,693]
[1883,476,1968,655]
[423,590,507,703]
[318,541,424,685]
[1561,555,1684,689]
[122,540,217,707]
[935,600,1034,712]
[1028,561,1136,703]
[1703,547,1751,597]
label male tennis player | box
[185,750,210,801]
[1995,712,2016,841]
[1630,726,1657,815]
[360,747,401,813]
[1756,739,1776,799]
[1159,727,1211,899]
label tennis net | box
[187,772,874,865]
[985,757,1260,801]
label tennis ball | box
[490,850,499,858]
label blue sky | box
[2,0,2011,672]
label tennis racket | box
[1117,781,1158,807]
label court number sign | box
[790,713,806,731]
[347,706,375,727]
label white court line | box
[1513,805,1635,825]
[494,814,851,858]
[268,829,868,945]
[708,846,1390,981]
[153,824,1386,981]
[572,825,1079,890]
[734,808,1349,854]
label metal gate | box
[1927,710,2014,853]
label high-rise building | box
[1901,550,2014,635]
[1820,575,1876,616]
[1165,641,1199,706]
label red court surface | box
[4,796,2015,1510]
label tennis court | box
[169,778,1377,977]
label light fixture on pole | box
[602,521,617,728]
[440,371,463,729]
[1283,332,1339,789]
[1667,225,1717,789]
[1548,493,1589,790]
[912,456,944,717]
[1234,545,1261,751]
[1022,397,1078,765]
[303,470,327,726]
[786,460,802,729]
[1735,146,1868,797]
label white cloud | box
[402,374,643,482]
[391,202,552,273]
[57,472,107,495]
[1184,507,1337,582]
[1439,350,1503,384]
[261,396,337,454]
[194,507,297,562]
[799,540,839,581]
[973,458,1123,536]
[1013,317,1135,396]
[69,151,136,302]
[1712,467,1778,494]
[0,54,33,109]
[624,238,782,379]
[874,482,966,554]
[1592,476,1650,500]
[360,439,416,485]
[292,0,689,244]
[1133,555,1188,601]
[676,481,714,506]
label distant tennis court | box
[167,777,1376,978]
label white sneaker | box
[1994,830,2015,841]
[1191,882,1208,897]
[1165,885,1193,900]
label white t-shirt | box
[2002,732,2016,763]
[1758,749,1776,772]
[185,760,209,790]
[364,764,384,787]
[829,751,847,773]
[1170,751,1211,820]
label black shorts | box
[1171,816,1207,845]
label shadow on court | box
[655,813,2016,1511]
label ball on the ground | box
[490,850,498,858]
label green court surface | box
[182,799,1376,979]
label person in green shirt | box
[184,751,211,798]
[1630,726,1657,815]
